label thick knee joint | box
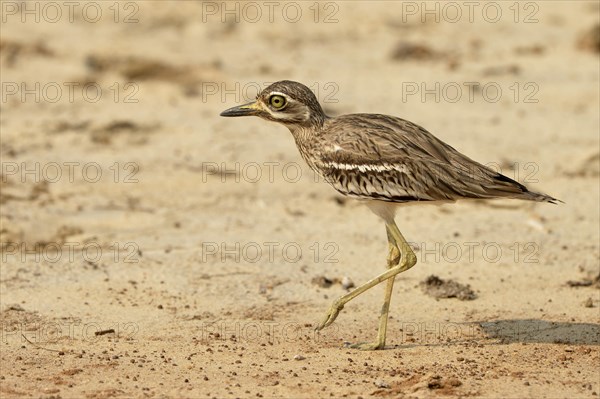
[402,251,417,270]
[387,248,401,267]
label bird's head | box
[220,80,327,129]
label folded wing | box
[314,114,556,203]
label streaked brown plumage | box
[220,80,558,350]
[299,112,556,204]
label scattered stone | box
[427,375,443,389]
[189,311,216,321]
[375,380,390,389]
[514,45,545,55]
[420,275,476,301]
[312,275,357,290]
[62,368,83,376]
[447,377,462,387]
[482,64,521,76]
[258,284,268,295]
[390,42,444,61]
[95,329,116,336]
[567,273,600,288]
[333,197,347,206]
[567,279,593,287]
[341,276,355,290]
[90,120,159,145]
[293,354,305,361]
[592,273,599,288]
[583,298,594,308]
[311,276,335,288]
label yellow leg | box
[350,228,401,350]
[315,220,417,350]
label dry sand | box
[1,1,599,398]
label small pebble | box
[293,355,305,361]
[375,380,390,388]
[341,276,355,290]
[447,377,462,387]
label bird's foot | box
[349,340,385,351]
[314,300,344,331]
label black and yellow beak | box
[220,101,262,117]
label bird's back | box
[296,113,557,204]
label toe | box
[350,341,385,351]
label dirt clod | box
[578,23,600,53]
[311,276,334,288]
[427,375,443,389]
[390,42,445,61]
[420,275,477,300]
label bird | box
[220,80,558,350]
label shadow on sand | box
[478,319,600,345]
[384,319,600,349]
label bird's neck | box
[285,114,328,141]
[286,124,314,142]
[287,127,321,175]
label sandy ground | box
[1,1,599,398]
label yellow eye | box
[269,95,286,109]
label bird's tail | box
[492,173,562,204]
[520,189,562,204]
